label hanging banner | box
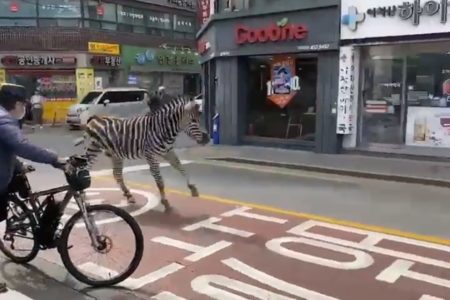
[76,68,94,101]
[197,0,210,26]
[336,46,355,134]
[266,55,300,109]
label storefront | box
[197,2,341,153]
[340,0,450,157]
[0,44,124,123]
[0,52,81,123]
[121,45,201,96]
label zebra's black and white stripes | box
[75,95,209,211]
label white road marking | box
[266,237,374,270]
[151,236,232,262]
[78,262,184,290]
[221,206,287,224]
[289,220,450,268]
[60,188,159,226]
[376,259,450,288]
[419,295,445,300]
[91,161,192,177]
[183,217,254,237]
[222,258,340,300]
[151,292,187,300]
[0,289,33,300]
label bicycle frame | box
[13,173,102,249]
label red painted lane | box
[39,180,450,300]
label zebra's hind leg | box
[110,156,135,204]
[147,154,171,212]
[163,149,199,197]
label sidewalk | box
[177,145,450,187]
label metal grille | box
[0,27,196,51]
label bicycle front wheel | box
[58,204,144,287]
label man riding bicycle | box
[0,83,64,292]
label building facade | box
[0,0,199,123]
[197,0,341,153]
[340,0,450,158]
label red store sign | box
[235,17,308,45]
[197,0,210,26]
[1,55,77,66]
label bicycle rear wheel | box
[57,204,144,287]
[0,197,39,264]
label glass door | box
[360,46,405,146]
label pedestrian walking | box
[30,89,44,130]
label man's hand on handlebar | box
[53,157,68,170]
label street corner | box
[41,178,450,299]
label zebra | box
[74,95,209,211]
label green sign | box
[122,45,200,73]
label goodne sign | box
[235,18,308,45]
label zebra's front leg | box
[163,149,199,197]
[147,155,171,212]
[111,156,135,204]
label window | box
[360,41,450,148]
[245,55,317,141]
[361,46,404,145]
[117,5,144,25]
[147,11,171,30]
[0,18,37,26]
[100,91,145,104]
[173,15,195,33]
[83,0,116,22]
[80,91,102,104]
[39,18,81,27]
[0,0,37,17]
[38,0,81,18]
[84,20,117,30]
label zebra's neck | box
[148,99,186,143]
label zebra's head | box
[182,99,209,145]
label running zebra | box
[74,94,209,211]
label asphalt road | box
[1,126,448,299]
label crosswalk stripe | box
[0,289,33,300]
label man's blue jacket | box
[0,106,57,194]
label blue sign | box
[342,6,365,31]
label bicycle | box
[0,155,144,287]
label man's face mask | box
[10,101,26,120]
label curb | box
[209,157,450,188]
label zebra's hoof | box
[188,185,199,197]
[161,199,171,213]
[127,195,136,204]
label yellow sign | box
[0,69,5,84]
[88,42,120,55]
[76,68,94,101]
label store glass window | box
[38,0,81,18]
[84,20,117,30]
[147,11,171,30]
[360,42,450,149]
[0,18,37,26]
[173,15,195,33]
[83,0,116,22]
[245,55,317,141]
[39,18,81,27]
[360,46,404,145]
[0,0,37,17]
[117,5,145,33]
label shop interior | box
[245,54,317,142]
[7,69,76,121]
[361,41,450,149]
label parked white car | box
[194,93,203,113]
[66,87,150,129]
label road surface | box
[0,128,448,299]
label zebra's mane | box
[148,95,193,117]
